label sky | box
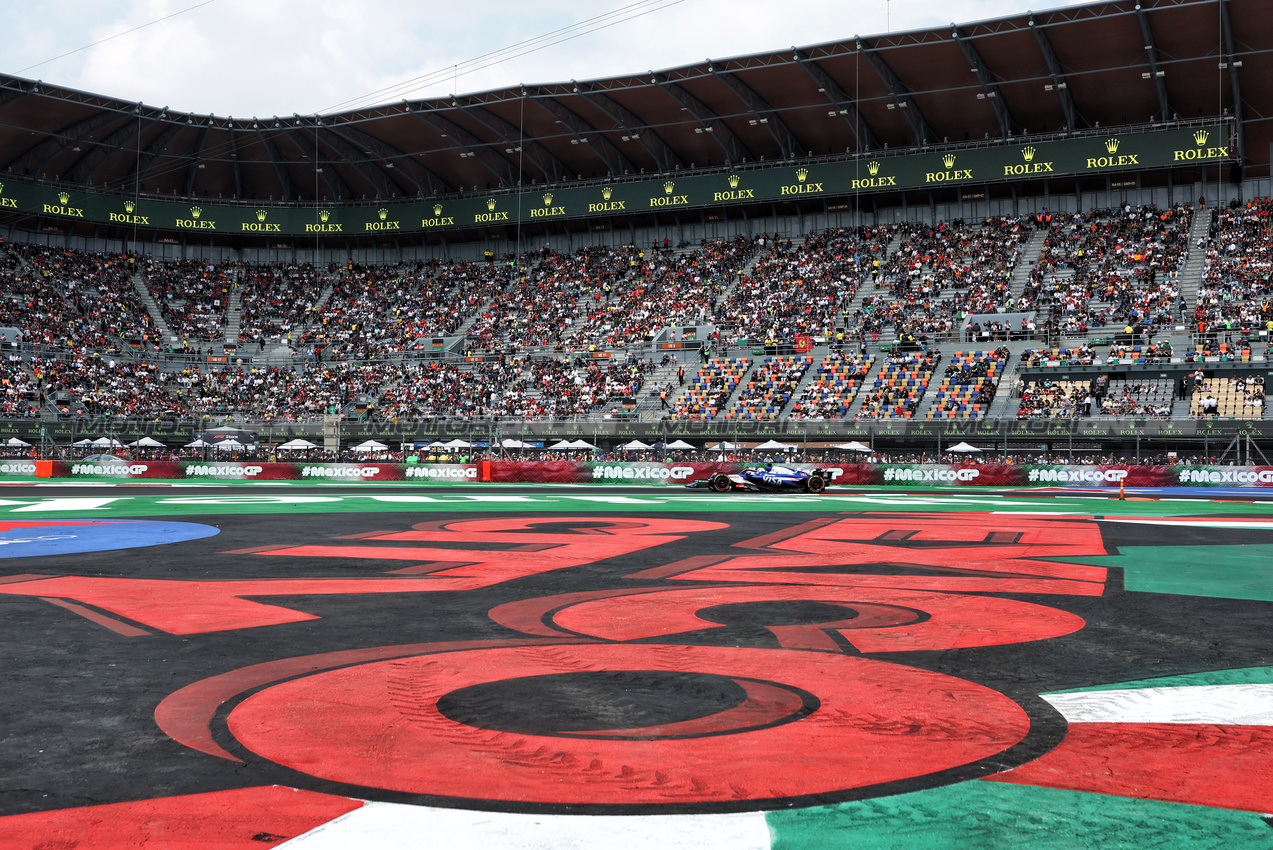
[0,0,1094,118]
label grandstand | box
[0,0,1269,460]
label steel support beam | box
[651,74,750,164]
[130,119,188,191]
[1220,0,1247,165]
[1135,4,1173,122]
[857,39,935,145]
[326,121,442,196]
[228,126,243,199]
[182,125,209,197]
[952,26,1020,139]
[411,110,515,188]
[571,83,684,172]
[711,68,803,159]
[1029,12,1079,133]
[792,51,880,153]
[527,89,636,177]
[286,118,355,202]
[451,99,566,183]
[22,111,130,178]
[254,128,299,201]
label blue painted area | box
[0,519,219,558]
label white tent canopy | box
[277,438,319,450]
[755,439,795,451]
[947,442,985,453]
[73,438,97,447]
[184,439,211,448]
[500,438,532,449]
[5,437,30,447]
[620,439,652,450]
[710,441,742,451]
[442,439,471,449]
[834,441,873,453]
[664,439,695,450]
[92,437,124,448]
[566,439,597,450]
[352,440,389,452]
[546,440,574,450]
[127,436,165,448]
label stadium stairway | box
[131,271,180,349]
[1007,226,1051,296]
[1178,206,1215,318]
[774,345,834,418]
[223,284,242,349]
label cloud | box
[5,0,1093,116]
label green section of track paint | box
[1045,664,1273,695]
[1049,544,1273,602]
[765,781,1273,849]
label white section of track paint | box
[277,801,772,850]
[1042,684,1273,725]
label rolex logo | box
[0,182,5,194]
[796,168,808,183]
[433,204,443,216]
[601,187,612,200]
[58,192,70,204]
[190,206,202,219]
[255,209,267,222]
[378,208,388,220]
[319,210,330,222]
[1021,146,1036,162]
[543,192,554,205]
[124,200,136,213]
[664,181,675,194]
[1105,138,1120,154]
[728,174,740,189]
[867,161,880,176]
[1194,129,1209,146]
[486,198,497,211]
[942,154,956,169]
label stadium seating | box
[927,348,1008,419]
[669,356,749,419]
[856,351,941,419]
[726,355,812,420]
[788,352,875,420]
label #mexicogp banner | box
[2,124,1230,236]
[6,460,1273,487]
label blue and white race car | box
[685,464,830,494]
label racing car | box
[684,464,830,493]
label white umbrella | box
[127,436,165,448]
[92,437,123,448]
[352,440,389,451]
[755,439,794,451]
[443,439,471,449]
[620,439,652,450]
[947,441,984,453]
[665,439,695,450]
[834,441,873,453]
[277,438,319,450]
[5,437,30,447]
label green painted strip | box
[0,491,1271,518]
[1043,544,1273,602]
[765,780,1273,849]
[1044,665,1273,695]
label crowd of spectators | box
[144,258,234,340]
[1193,199,1273,336]
[237,262,326,349]
[1016,379,1092,418]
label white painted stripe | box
[1102,518,1273,529]
[277,802,771,850]
[1042,683,1273,725]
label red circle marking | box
[227,644,1029,805]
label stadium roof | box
[0,0,1266,206]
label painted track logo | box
[0,519,218,558]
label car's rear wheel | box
[805,474,827,494]
[709,473,732,493]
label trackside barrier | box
[1,462,1272,486]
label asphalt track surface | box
[2,482,1273,847]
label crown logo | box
[486,198,497,211]
[58,192,70,204]
[602,187,612,200]
[433,204,443,216]
[1194,129,1209,146]
[1021,146,1036,162]
[543,192,554,205]
[0,182,5,194]
[727,174,740,188]
[319,210,330,222]
[942,154,956,169]
[663,181,675,194]
[124,200,136,213]
[190,206,202,219]
[796,168,808,182]
[378,208,388,220]
[867,161,880,176]
[1105,138,1120,154]
[255,209,267,222]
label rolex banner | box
[1,124,1230,236]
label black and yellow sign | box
[0,125,1230,236]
